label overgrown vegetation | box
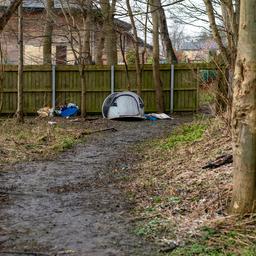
[118,117,255,255]
[0,117,91,165]
[161,122,208,149]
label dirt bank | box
[0,117,191,256]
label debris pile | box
[37,103,79,118]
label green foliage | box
[161,122,208,150]
[168,226,256,256]
[59,137,76,150]
[126,50,136,64]
[242,246,256,256]
[199,90,215,106]
[170,243,227,256]
[134,217,173,239]
[146,56,154,64]
[168,196,181,204]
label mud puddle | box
[0,118,190,256]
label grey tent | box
[102,91,145,119]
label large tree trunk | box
[95,28,104,65]
[230,0,256,214]
[157,0,177,64]
[126,0,142,95]
[100,0,117,65]
[82,2,92,65]
[16,3,24,123]
[43,0,54,64]
[0,0,23,32]
[150,0,164,113]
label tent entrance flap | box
[115,95,140,116]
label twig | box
[80,127,117,136]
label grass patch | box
[199,89,215,107]
[168,217,256,256]
[161,122,208,149]
[134,217,174,240]
[0,117,92,165]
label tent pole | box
[170,64,174,114]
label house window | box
[56,45,67,64]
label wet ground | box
[0,117,190,256]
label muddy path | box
[0,117,190,256]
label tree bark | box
[43,0,54,64]
[126,0,142,95]
[0,0,22,32]
[150,0,164,113]
[81,1,92,65]
[157,0,177,64]
[230,0,256,214]
[204,0,229,65]
[95,28,104,65]
[100,0,117,65]
[16,3,24,123]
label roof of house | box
[180,39,218,51]
[0,0,132,30]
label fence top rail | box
[0,62,220,72]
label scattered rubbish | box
[102,91,144,120]
[202,154,233,169]
[144,114,158,121]
[69,118,80,122]
[145,113,172,120]
[37,103,79,118]
[37,107,51,118]
[48,121,57,125]
[60,103,79,118]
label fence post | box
[170,64,174,113]
[51,63,56,110]
[111,65,115,94]
[196,67,199,112]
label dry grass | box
[0,117,93,166]
[120,117,256,254]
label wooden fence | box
[0,63,217,114]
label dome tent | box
[102,91,145,119]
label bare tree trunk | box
[100,0,117,65]
[16,3,24,123]
[230,0,256,214]
[82,0,92,65]
[43,0,54,64]
[119,34,131,91]
[203,0,229,65]
[142,0,149,65]
[79,66,86,117]
[126,0,142,95]
[157,0,177,64]
[95,28,104,65]
[150,0,164,113]
[0,0,23,32]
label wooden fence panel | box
[0,63,217,115]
